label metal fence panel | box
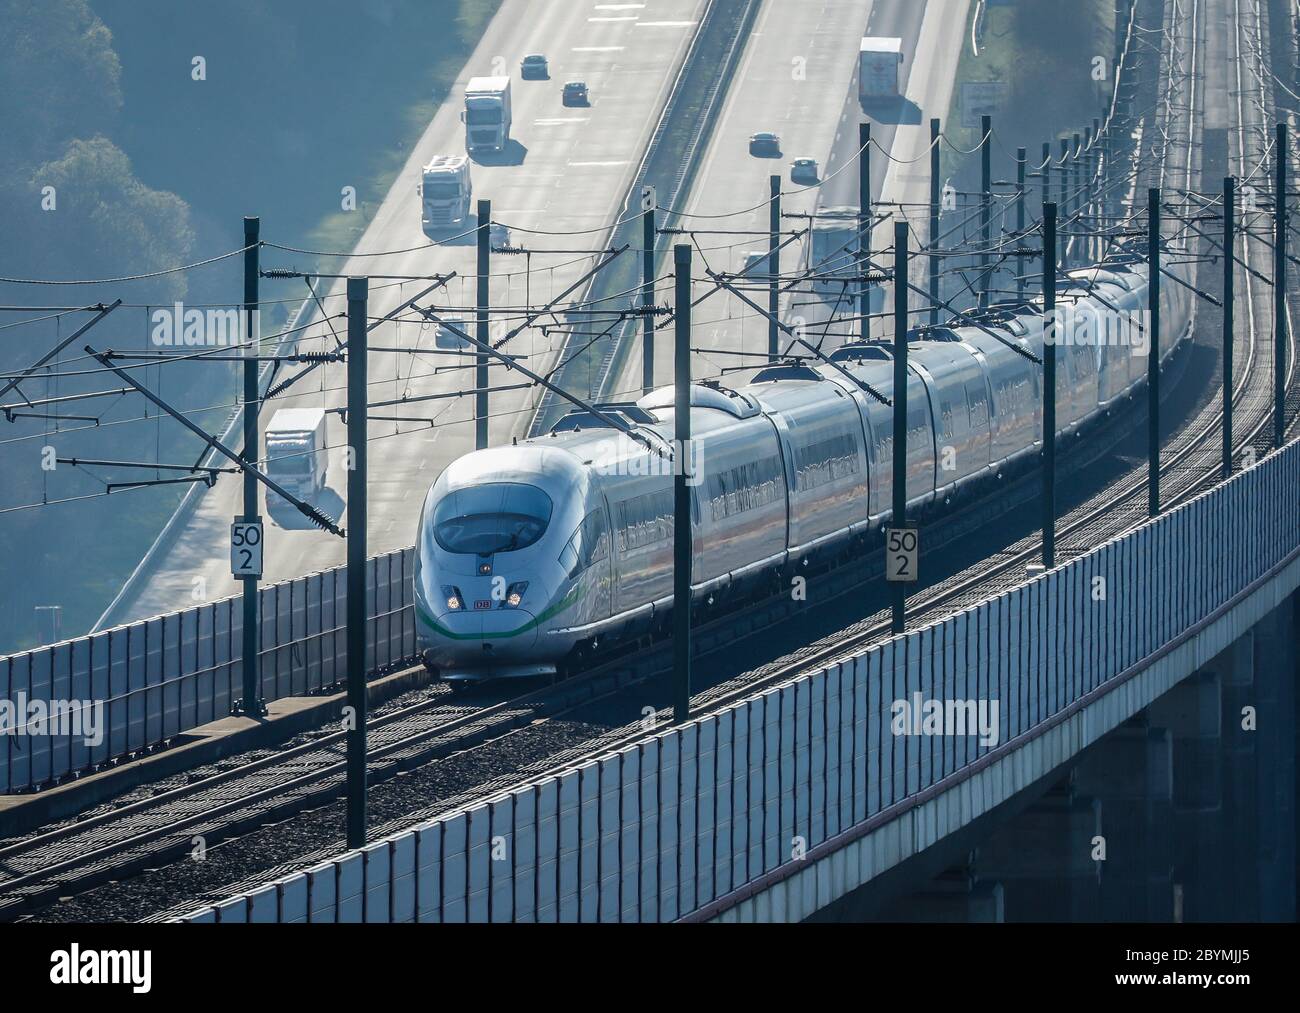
[441,812,468,923]
[0,657,11,792]
[246,883,277,923]
[279,873,309,924]
[466,802,491,922]
[677,724,699,915]
[511,786,537,923]
[9,652,32,791]
[809,675,826,848]
[639,738,661,923]
[363,841,391,923]
[578,762,601,921]
[307,862,336,924]
[392,833,416,924]
[415,821,442,923]
[489,795,514,923]
[69,637,90,775]
[535,779,559,922]
[335,851,364,923]
[28,647,53,787]
[556,768,581,921]
[619,747,641,922]
[598,756,620,921]
[657,733,680,921]
[695,716,717,907]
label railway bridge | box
[1,0,1297,926]
[156,434,1295,922]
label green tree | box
[16,136,195,303]
[0,0,123,171]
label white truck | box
[808,206,881,313]
[810,206,862,294]
[462,76,512,153]
[419,155,473,232]
[859,37,904,105]
[265,408,328,512]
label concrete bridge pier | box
[1217,630,1258,920]
[877,866,1005,922]
[1251,599,1297,921]
[1146,671,1226,920]
[1074,721,1175,920]
[972,783,1103,921]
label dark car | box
[563,80,589,105]
[749,131,781,157]
[790,156,820,185]
[521,54,549,79]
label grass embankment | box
[946,0,1115,181]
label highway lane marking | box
[589,15,638,20]
[115,10,715,595]
[568,160,630,167]
[534,117,589,125]
[636,21,697,27]
[573,46,625,51]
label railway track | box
[0,323,1207,920]
[683,0,1298,707]
[8,0,1298,923]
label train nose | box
[436,608,538,654]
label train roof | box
[437,442,589,491]
[638,381,762,419]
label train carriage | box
[414,241,1197,683]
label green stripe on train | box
[415,583,585,640]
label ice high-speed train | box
[414,254,1193,684]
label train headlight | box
[503,581,528,608]
[442,585,465,611]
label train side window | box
[584,510,609,565]
[642,495,655,547]
[966,381,988,429]
[939,400,954,439]
[660,489,675,541]
[796,431,860,492]
[562,509,612,577]
[614,501,628,552]
[908,407,928,446]
[627,498,640,549]
[559,538,579,577]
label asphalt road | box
[106,0,709,626]
[609,0,970,396]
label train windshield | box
[432,482,553,555]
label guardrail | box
[177,436,1300,922]
[0,547,416,794]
